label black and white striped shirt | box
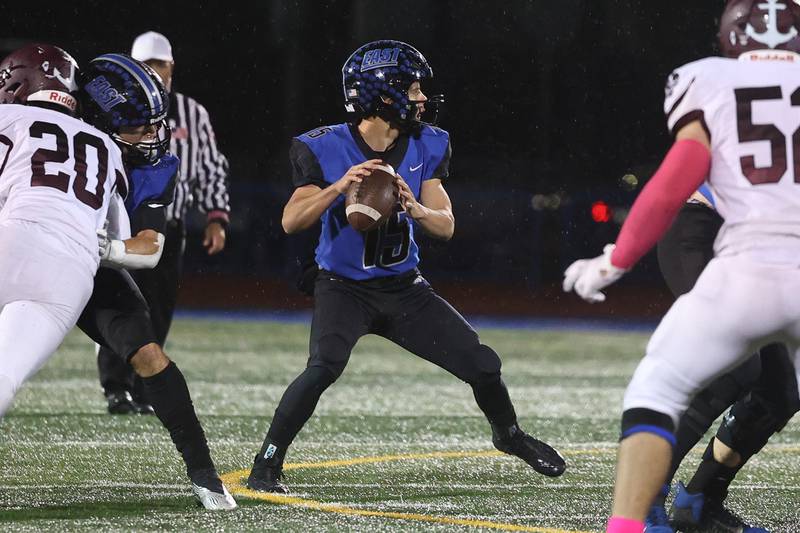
[166,91,230,223]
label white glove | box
[562,244,626,303]
[97,228,111,257]
[97,222,111,258]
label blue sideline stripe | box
[621,424,676,446]
[173,309,658,332]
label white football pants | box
[624,255,800,427]
[0,220,95,417]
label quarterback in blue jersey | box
[247,40,566,493]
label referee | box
[97,31,231,414]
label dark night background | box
[2,1,722,318]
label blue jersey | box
[696,183,716,208]
[124,153,179,215]
[290,123,451,280]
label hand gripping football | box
[345,163,399,231]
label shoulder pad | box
[296,123,349,145]
[664,57,724,137]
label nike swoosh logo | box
[410,163,423,171]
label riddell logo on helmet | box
[48,91,76,111]
[744,51,798,61]
[85,75,127,112]
[361,47,401,72]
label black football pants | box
[265,269,515,449]
[96,220,184,395]
[78,267,158,361]
[78,257,214,474]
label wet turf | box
[1,320,798,531]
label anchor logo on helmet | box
[745,0,799,48]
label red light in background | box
[591,201,612,223]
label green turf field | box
[1,318,798,532]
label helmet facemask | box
[112,118,171,166]
[373,79,444,134]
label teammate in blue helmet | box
[81,53,171,165]
[75,53,236,510]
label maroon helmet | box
[0,43,79,114]
[719,0,800,57]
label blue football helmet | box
[342,40,443,129]
[79,53,170,164]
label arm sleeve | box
[193,103,231,216]
[290,138,326,188]
[430,140,452,181]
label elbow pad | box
[100,233,165,270]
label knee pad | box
[304,363,340,390]
[0,374,17,418]
[621,408,676,446]
[681,374,747,438]
[716,392,791,459]
[310,333,353,380]
[461,344,502,385]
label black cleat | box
[702,501,768,533]
[493,429,566,477]
[130,395,155,415]
[105,390,138,415]
[105,390,155,415]
[670,482,768,533]
[246,455,289,493]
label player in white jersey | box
[0,43,126,417]
[562,1,800,532]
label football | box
[345,163,399,231]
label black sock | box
[685,439,737,501]
[669,415,712,484]
[472,378,518,438]
[142,361,214,474]
[256,436,287,467]
[703,466,739,503]
[257,366,336,463]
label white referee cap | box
[131,31,174,62]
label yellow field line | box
[227,487,591,533]
[221,449,601,533]
[283,449,505,470]
[284,447,615,471]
